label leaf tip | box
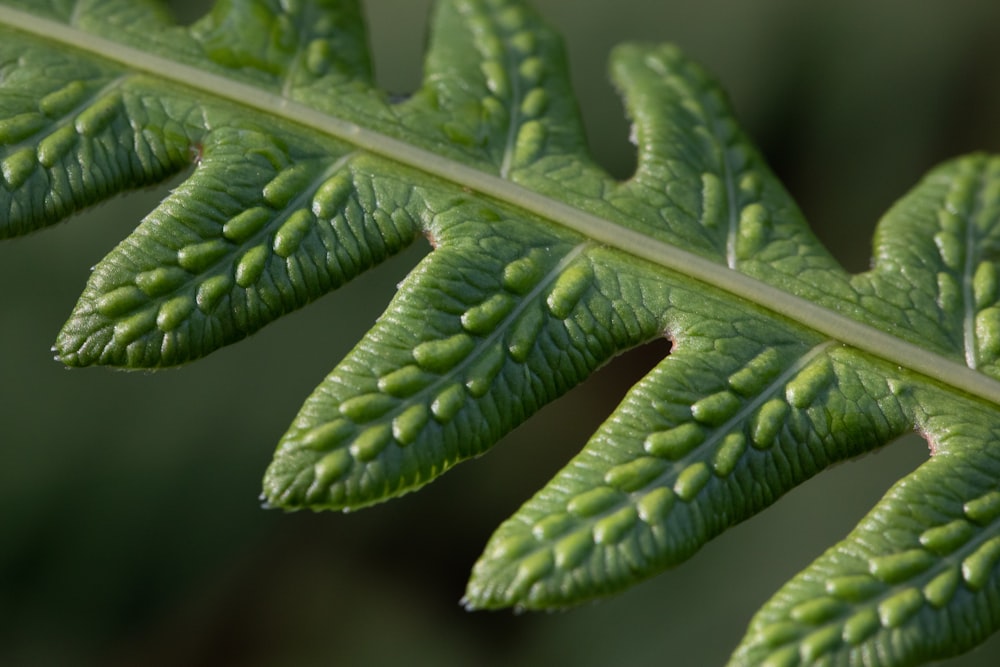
[257,491,275,511]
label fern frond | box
[3,1,1000,664]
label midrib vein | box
[962,172,986,371]
[6,7,1000,407]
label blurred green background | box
[4,1,1000,664]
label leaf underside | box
[3,1,1000,665]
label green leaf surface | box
[3,1,1000,665]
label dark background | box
[4,1,1000,664]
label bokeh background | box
[4,1,1000,664]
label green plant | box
[3,0,1000,664]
